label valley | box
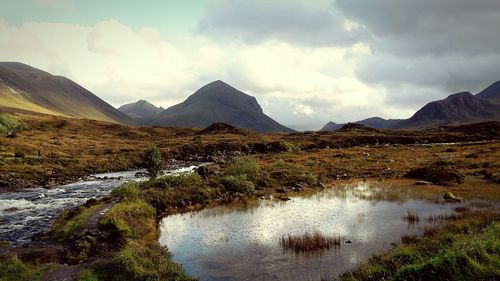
[0,110,499,280]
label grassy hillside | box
[0,62,133,124]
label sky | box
[1,0,499,130]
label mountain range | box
[0,62,498,133]
[321,81,500,131]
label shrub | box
[219,175,255,194]
[0,114,27,135]
[141,174,212,210]
[279,141,300,153]
[116,242,195,281]
[226,157,260,181]
[101,200,156,241]
[112,182,142,201]
[142,147,163,180]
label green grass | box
[0,255,51,281]
[219,175,255,194]
[0,114,27,135]
[51,202,104,239]
[100,200,156,241]
[342,219,500,281]
[80,242,196,281]
[78,269,98,281]
[115,241,196,281]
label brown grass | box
[279,231,342,253]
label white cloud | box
[0,18,412,130]
[293,104,314,116]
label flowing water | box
[0,164,201,245]
[159,183,483,281]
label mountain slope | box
[357,117,401,129]
[476,80,500,104]
[149,80,293,133]
[118,100,162,119]
[0,62,133,124]
[396,92,500,128]
[320,117,401,131]
[320,122,343,131]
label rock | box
[134,171,148,178]
[196,164,222,178]
[443,192,462,202]
[345,240,352,244]
[414,180,432,186]
[278,197,291,201]
[405,163,464,186]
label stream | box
[0,164,201,245]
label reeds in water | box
[403,210,420,224]
[279,231,341,253]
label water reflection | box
[159,182,483,281]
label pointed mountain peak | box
[118,99,162,119]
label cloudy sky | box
[1,0,499,130]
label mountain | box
[148,80,293,133]
[320,122,343,131]
[320,117,401,131]
[476,80,500,104]
[0,62,133,124]
[357,117,402,129]
[396,92,500,128]
[118,100,162,119]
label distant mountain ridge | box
[321,81,500,131]
[148,80,293,133]
[0,62,133,124]
[118,100,163,119]
[395,91,500,128]
[320,117,402,131]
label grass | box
[341,216,500,281]
[0,255,51,281]
[77,269,98,281]
[114,241,195,281]
[0,113,27,135]
[279,231,342,253]
[51,201,104,239]
[77,243,196,281]
[100,200,156,242]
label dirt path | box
[81,201,115,231]
[43,264,82,281]
[42,201,116,281]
